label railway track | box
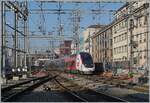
[5,71,127,102]
[74,73,149,91]
[55,71,149,102]
[1,69,132,102]
[53,76,128,102]
[1,75,58,102]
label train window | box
[80,52,93,65]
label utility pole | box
[14,10,18,69]
[88,31,90,53]
[147,0,150,76]
[128,2,134,73]
[0,1,2,79]
[104,33,106,71]
[129,17,134,72]
[1,1,6,82]
[24,18,27,67]
[72,9,81,54]
[24,1,28,68]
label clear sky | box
[28,1,125,52]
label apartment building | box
[92,25,112,66]
[91,1,149,70]
[112,1,149,68]
[131,2,149,68]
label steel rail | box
[86,89,128,102]
[2,75,58,102]
[54,77,128,102]
[2,76,48,92]
[54,78,88,102]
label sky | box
[5,1,125,53]
[28,1,125,52]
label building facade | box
[112,1,149,69]
[83,25,104,55]
[92,25,113,69]
[91,1,149,71]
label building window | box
[121,46,123,53]
[114,37,116,43]
[114,48,116,54]
[144,33,146,37]
[123,46,126,52]
[144,38,146,42]
[122,33,126,40]
[144,55,146,59]
[122,22,124,28]
[139,39,142,43]
[124,45,126,52]
[116,36,118,42]
[125,20,127,27]
[144,16,147,25]
[136,18,138,27]
[140,34,142,39]
[119,23,121,29]
[139,17,142,27]
[116,48,118,53]
[119,35,121,41]
[140,56,142,59]
[119,47,121,53]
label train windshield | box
[80,52,94,67]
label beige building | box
[112,1,149,68]
[83,25,104,55]
[92,25,113,67]
[91,1,149,70]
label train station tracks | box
[57,71,149,102]
[1,69,148,102]
[1,70,128,102]
[53,75,127,102]
[74,73,149,92]
[1,75,57,102]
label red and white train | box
[46,52,95,74]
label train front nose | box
[82,65,95,74]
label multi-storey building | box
[112,1,149,69]
[91,1,149,71]
[112,4,129,68]
[131,2,149,68]
[83,25,104,55]
[92,25,112,69]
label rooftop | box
[87,24,106,28]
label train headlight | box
[12,69,15,72]
[24,68,27,72]
[17,68,21,72]
[22,68,25,71]
[24,66,27,72]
